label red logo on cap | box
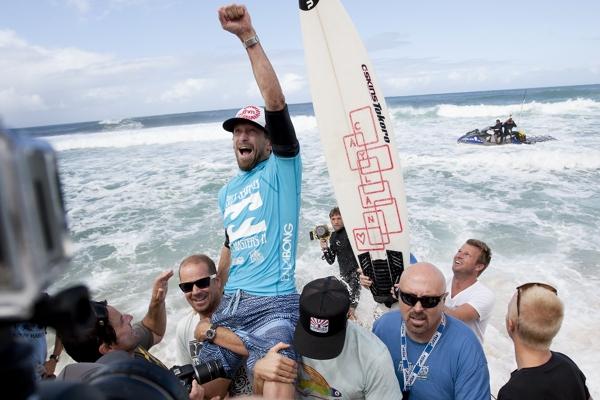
[238,106,261,121]
[310,317,329,333]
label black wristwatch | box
[49,354,60,362]
[205,324,218,343]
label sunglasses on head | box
[178,274,217,293]
[398,291,445,309]
[516,282,557,316]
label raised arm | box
[218,4,285,111]
[142,270,173,345]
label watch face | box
[206,328,216,341]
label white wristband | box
[243,35,259,49]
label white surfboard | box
[299,0,411,304]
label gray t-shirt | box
[297,321,401,399]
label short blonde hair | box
[517,286,564,350]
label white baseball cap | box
[222,105,267,134]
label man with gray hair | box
[373,262,490,400]
[499,282,591,399]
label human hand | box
[358,268,372,288]
[152,270,174,303]
[319,239,329,250]
[189,379,221,400]
[41,359,57,379]
[254,342,297,384]
[218,4,255,40]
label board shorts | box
[195,290,300,380]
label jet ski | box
[457,127,556,145]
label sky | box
[1,0,599,128]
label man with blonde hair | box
[443,238,495,343]
[499,283,591,399]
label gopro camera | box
[0,125,71,320]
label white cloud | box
[0,88,47,113]
[159,78,212,103]
[0,29,186,126]
[280,73,306,95]
[84,86,127,101]
[0,29,27,48]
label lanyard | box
[399,314,446,392]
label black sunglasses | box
[91,300,115,343]
[398,291,445,309]
[178,274,216,293]
[516,282,557,316]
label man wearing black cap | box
[196,4,302,399]
[253,277,401,399]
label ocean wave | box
[405,146,600,174]
[391,98,600,119]
[45,122,228,151]
[44,115,320,151]
[99,118,144,131]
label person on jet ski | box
[502,116,517,139]
[488,119,503,142]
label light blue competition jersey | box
[219,152,301,296]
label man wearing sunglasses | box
[175,254,251,396]
[499,283,591,399]
[373,263,490,400]
[196,4,302,399]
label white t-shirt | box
[175,310,202,365]
[445,279,495,343]
[175,310,251,395]
[297,321,401,400]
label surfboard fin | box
[358,250,405,305]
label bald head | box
[400,262,446,294]
[398,262,448,343]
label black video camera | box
[309,224,331,241]
[170,359,227,393]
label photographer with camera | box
[319,207,361,319]
[1,123,206,399]
[58,269,213,399]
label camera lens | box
[194,360,226,384]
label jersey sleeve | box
[266,104,299,157]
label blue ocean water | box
[14,84,600,396]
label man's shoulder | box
[444,314,484,348]
[472,280,494,295]
[373,310,402,332]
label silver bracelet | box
[243,35,259,49]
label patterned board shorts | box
[195,290,300,380]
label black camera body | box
[309,224,331,241]
[170,359,227,392]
